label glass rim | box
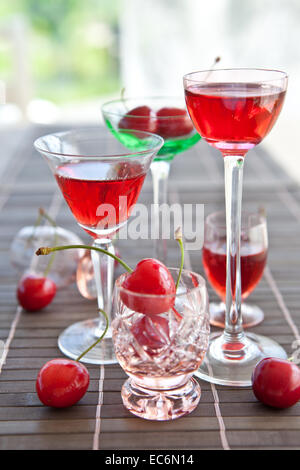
[183,67,288,84]
[115,268,206,300]
[34,127,164,160]
[101,96,189,120]
[205,210,266,230]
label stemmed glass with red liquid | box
[34,129,163,364]
[203,211,268,328]
[184,68,288,386]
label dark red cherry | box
[252,357,300,409]
[17,272,56,312]
[36,359,89,408]
[118,106,157,134]
[156,107,194,138]
[131,314,170,354]
[121,258,176,315]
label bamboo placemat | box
[0,124,299,450]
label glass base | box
[210,302,264,329]
[195,332,287,387]
[58,317,117,365]
[121,377,201,421]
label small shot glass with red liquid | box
[202,210,268,328]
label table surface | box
[0,124,300,450]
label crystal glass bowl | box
[112,268,210,421]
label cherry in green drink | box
[103,98,200,161]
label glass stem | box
[91,238,115,337]
[223,155,245,342]
[150,160,170,264]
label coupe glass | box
[184,68,288,386]
[203,211,267,328]
[102,97,200,264]
[34,128,163,364]
[112,268,210,420]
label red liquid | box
[185,83,286,154]
[202,241,267,301]
[55,161,146,236]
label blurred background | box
[0,0,299,178]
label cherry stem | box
[75,308,109,362]
[170,227,185,322]
[39,209,58,278]
[39,208,56,227]
[36,244,133,274]
[211,56,221,68]
[205,56,221,80]
[120,87,129,112]
[175,227,184,290]
[28,210,43,245]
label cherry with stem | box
[36,227,186,358]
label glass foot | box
[210,302,264,328]
[121,377,201,421]
[58,317,117,365]
[195,332,287,387]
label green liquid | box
[155,132,201,161]
[105,119,201,162]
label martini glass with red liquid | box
[184,68,288,386]
[34,129,163,364]
[203,211,268,328]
